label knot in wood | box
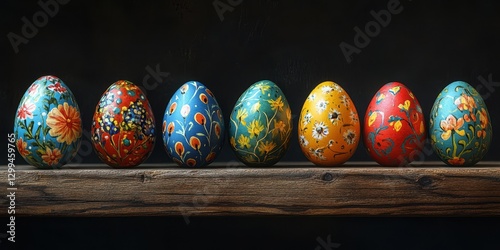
[322,172,334,182]
[417,176,433,187]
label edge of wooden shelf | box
[1,162,500,217]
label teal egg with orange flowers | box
[429,81,492,166]
[14,75,82,169]
[162,81,225,167]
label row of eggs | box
[14,75,492,169]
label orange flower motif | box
[464,113,476,123]
[189,136,201,150]
[16,138,30,157]
[175,142,185,156]
[477,108,489,139]
[454,94,476,111]
[41,147,62,166]
[199,93,208,104]
[169,102,177,115]
[46,102,82,144]
[479,108,488,129]
[194,113,206,125]
[186,158,197,167]
[448,157,465,166]
[440,115,465,140]
[167,122,175,136]
[205,152,216,163]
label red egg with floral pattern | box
[91,80,155,168]
[363,82,427,166]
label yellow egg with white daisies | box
[298,81,360,166]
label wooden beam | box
[2,162,500,216]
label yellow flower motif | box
[251,102,261,113]
[267,96,284,111]
[376,93,386,103]
[247,120,264,138]
[420,121,425,134]
[368,112,377,127]
[230,137,236,149]
[398,100,411,111]
[390,120,403,132]
[273,120,287,138]
[253,82,270,94]
[258,141,276,155]
[236,108,248,126]
[237,134,251,149]
[286,108,292,120]
[409,91,415,99]
[389,86,400,95]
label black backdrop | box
[2,0,500,249]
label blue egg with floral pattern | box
[163,81,225,167]
[228,80,293,166]
[13,75,82,169]
[429,81,492,166]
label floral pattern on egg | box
[363,82,426,166]
[429,81,492,166]
[298,81,360,166]
[163,81,224,167]
[14,75,82,169]
[229,80,292,166]
[91,80,155,168]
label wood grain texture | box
[1,162,500,217]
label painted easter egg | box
[429,81,492,166]
[91,80,155,168]
[363,82,426,166]
[228,80,292,166]
[13,75,82,169]
[298,81,360,166]
[162,81,225,167]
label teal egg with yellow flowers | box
[228,80,292,166]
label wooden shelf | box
[2,162,500,217]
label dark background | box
[2,0,500,249]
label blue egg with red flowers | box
[162,81,225,167]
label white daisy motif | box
[350,110,359,124]
[321,85,334,94]
[315,99,329,113]
[299,135,309,147]
[343,129,356,145]
[340,95,350,107]
[309,147,326,160]
[328,108,341,125]
[332,84,342,92]
[303,111,312,126]
[312,121,329,140]
[307,94,316,102]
